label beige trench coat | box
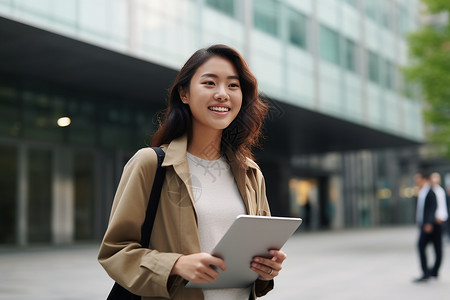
[98,135,274,299]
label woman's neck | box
[188,128,222,161]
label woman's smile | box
[208,106,231,113]
[179,56,242,133]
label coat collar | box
[161,134,259,171]
[160,134,189,167]
[160,134,259,215]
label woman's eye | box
[229,83,240,88]
[203,81,215,86]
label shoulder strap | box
[140,147,166,248]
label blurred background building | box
[0,0,434,246]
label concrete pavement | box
[1,226,449,300]
[265,226,450,300]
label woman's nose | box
[214,85,229,101]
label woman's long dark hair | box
[151,44,268,167]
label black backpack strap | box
[140,147,166,248]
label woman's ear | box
[178,86,189,104]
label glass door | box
[74,151,95,240]
[0,144,17,244]
[27,148,52,243]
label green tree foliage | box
[404,0,450,156]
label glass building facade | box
[0,0,426,245]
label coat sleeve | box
[253,167,275,297]
[98,148,183,298]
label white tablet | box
[186,214,302,289]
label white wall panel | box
[367,83,382,127]
[398,40,408,65]
[285,0,312,15]
[252,52,284,94]
[404,98,424,139]
[384,92,399,131]
[286,46,314,72]
[319,62,341,114]
[252,30,283,60]
[344,73,363,121]
[380,30,396,61]
[287,66,315,106]
[317,0,339,29]
[342,5,359,41]
[365,20,380,52]
[202,8,244,46]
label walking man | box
[414,171,440,282]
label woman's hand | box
[170,253,226,283]
[251,249,287,281]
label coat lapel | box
[162,135,259,217]
[162,135,196,213]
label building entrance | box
[0,140,107,245]
[289,177,334,230]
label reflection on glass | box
[320,25,340,65]
[0,85,20,137]
[382,59,395,90]
[289,9,307,49]
[344,38,357,73]
[289,178,321,230]
[22,91,64,142]
[345,0,358,8]
[100,102,133,148]
[368,50,380,84]
[205,0,235,18]
[365,0,379,23]
[254,0,279,37]
[68,99,97,146]
[28,148,52,243]
[0,145,17,244]
[75,152,95,240]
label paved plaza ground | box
[1,226,449,300]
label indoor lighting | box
[57,117,71,127]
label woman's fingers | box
[251,249,287,280]
[171,253,226,283]
[270,249,287,262]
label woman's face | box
[179,56,242,135]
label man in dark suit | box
[414,171,439,282]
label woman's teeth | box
[209,106,230,112]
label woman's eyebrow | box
[200,73,239,80]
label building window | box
[0,84,20,137]
[28,148,52,243]
[205,0,235,18]
[74,152,95,240]
[254,0,279,37]
[381,0,392,30]
[0,145,17,244]
[320,25,340,65]
[381,59,395,90]
[344,38,357,73]
[398,4,409,36]
[22,90,65,143]
[288,8,308,49]
[345,0,358,8]
[364,0,379,23]
[368,50,380,84]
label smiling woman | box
[151,44,268,167]
[178,56,242,160]
[98,45,284,300]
